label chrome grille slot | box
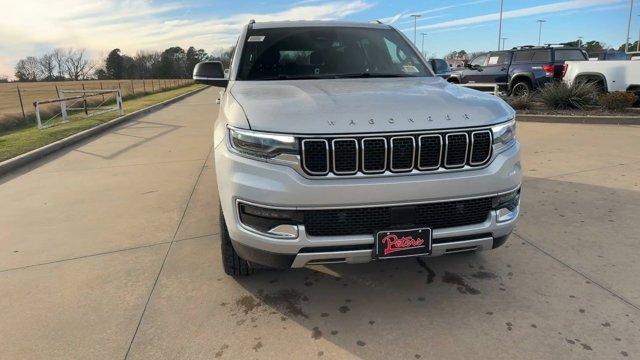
[332,139,358,174]
[470,130,492,165]
[444,133,468,168]
[302,139,329,175]
[390,136,415,172]
[361,138,387,173]
[299,125,498,176]
[418,134,442,170]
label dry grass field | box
[0,79,193,118]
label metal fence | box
[0,79,194,119]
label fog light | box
[493,188,520,223]
[238,203,302,239]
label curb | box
[516,113,640,125]
[0,86,207,177]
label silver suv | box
[193,20,521,276]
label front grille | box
[303,196,493,236]
[300,128,492,176]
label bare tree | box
[52,48,68,80]
[38,53,57,80]
[65,48,94,80]
[14,56,40,81]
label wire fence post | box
[34,101,43,129]
[100,82,105,102]
[16,85,26,120]
[131,79,135,96]
[143,79,146,93]
[81,83,88,115]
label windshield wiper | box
[332,73,413,79]
[257,74,327,80]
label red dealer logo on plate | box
[381,234,426,256]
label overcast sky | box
[0,0,630,78]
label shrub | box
[507,93,534,110]
[539,81,596,110]
[598,91,637,111]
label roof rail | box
[369,19,384,24]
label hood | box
[230,77,514,134]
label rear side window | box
[554,49,587,61]
[514,50,551,63]
[486,52,511,66]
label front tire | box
[220,208,253,276]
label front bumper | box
[215,138,521,268]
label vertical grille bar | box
[332,139,358,175]
[470,130,492,165]
[390,136,415,172]
[361,137,387,173]
[301,139,329,175]
[417,134,442,170]
[444,133,468,168]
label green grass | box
[0,84,204,162]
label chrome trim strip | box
[331,138,358,175]
[235,184,521,210]
[444,132,469,169]
[417,134,443,170]
[301,139,329,175]
[361,137,387,174]
[469,130,493,166]
[390,136,415,172]
[290,237,494,267]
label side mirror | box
[193,61,228,88]
[464,62,472,69]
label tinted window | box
[237,27,431,80]
[555,49,587,61]
[514,50,551,62]
[486,52,511,66]
[470,54,487,66]
[431,59,450,74]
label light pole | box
[410,14,422,44]
[625,0,634,53]
[577,36,583,48]
[637,14,640,52]
[501,37,508,50]
[536,19,546,46]
[421,33,427,57]
[498,0,504,50]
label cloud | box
[408,0,622,31]
[0,0,372,78]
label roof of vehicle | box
[250,20,391,30]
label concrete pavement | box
[1,87,639,359]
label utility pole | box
[577,36,583,48]
[501,37,508,50]
[537,19,546,46]
[626,0,634,53]
[410,14,422,44]
[498,0,504,50]
[421,33,427,57]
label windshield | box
[237,27,432,80]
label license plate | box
[374,228,432,259]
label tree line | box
[13,46,235,82]
[444,39,633,62]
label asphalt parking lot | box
[1,87,639,359]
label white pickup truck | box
[563,60,640,93]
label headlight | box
[491,119,516,152]
[229,128,299,159]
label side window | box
[531,50,551,62]
[384,38,403,64]
[486,52,511,66]
[514,51,533,63]
[470,54,487,67]
[554,49,588,61]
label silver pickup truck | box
[193,20,521,276]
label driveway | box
[1,87,638,359]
